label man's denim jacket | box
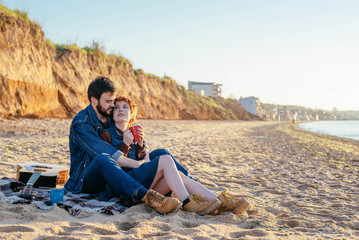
[64,105,123,193]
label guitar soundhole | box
[33,168,48,172]
[31,165,52,169]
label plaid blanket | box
[0,177,128,216]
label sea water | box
[299,120,359,140]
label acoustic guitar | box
[17,162,69,199]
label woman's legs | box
[150,155,218,202]
[152,177,171,195]
[150,155,190,202]
[152,171,218,201]
[178,172,217,201]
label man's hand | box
[117,155,145,168]
[136,152,150,167]
[143,152,150,163]
[123,129,134,146]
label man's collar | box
[88,105,102,127]
[88,104,112,130]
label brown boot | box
[144,189,182,214]
[183,194,222,216]
[217,190,250,214]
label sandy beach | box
[0,118,358,239]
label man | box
[64,76,181,214]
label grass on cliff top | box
[160,75,177,84]
[55,43,86,53]
[134,68,158,78]
[0,4,31,22]
[134,69,181,85]
[55,41,131,65]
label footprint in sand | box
[139,231,168,238]
[60,226,82,233]
[91,227,118,235]
[115,221,140,231]
[155,222,172,232]
[7,206,23,213]
[38,237,80,240]
[69,222,86,227]
[172,221,201,235]
[46,222,85,235]
[0,225,35,233]
[181,221,200,228]
[59,225,117,236]
[230,229,268,238]
[132,222,171,238]
[282,219,302,228]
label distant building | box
[188,81,223,97]
[194,89,205,96]
[261,107,277,121]
[277,108,290,121]
[239,96,262,117]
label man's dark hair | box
[87,76,115,102]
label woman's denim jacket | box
[64,105,123,193]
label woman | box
[100,96,250,215]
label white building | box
[188,81,223,97]
[239,96,262,117]
[194,89,205,96]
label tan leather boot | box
[217,190,250,214]
[183,194,222,216]
[144,189,182,214]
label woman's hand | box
[123,129,134,146]
[137,127,145,147]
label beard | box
[96,103,113,118]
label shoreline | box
[0,118,358,239]
[299,120,359,141]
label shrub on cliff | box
[0,4,30,22]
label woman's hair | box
[114,96,137,127]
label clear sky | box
[2,0,359,111]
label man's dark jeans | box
[82,153,147,202]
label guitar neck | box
[26,171,42,185]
